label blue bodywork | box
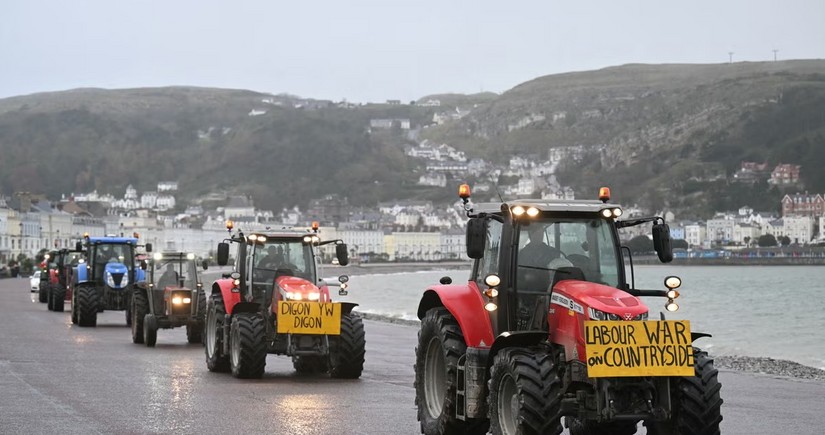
[105,263,129,290]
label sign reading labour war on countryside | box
[277,301,341,335]
[584,320,694,377]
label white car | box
[30,271,41,292]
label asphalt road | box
[1,277,824,435]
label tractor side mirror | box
[145,243,153,253]
[202,260,209,270]
[466,218,487,259]
[217,242,230,266]
[336,243,350,266]
[652,223,673,263]
[75,241,83,251]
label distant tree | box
[627,235,654,254]
[743,236,751,246]
[757,234,778,247]
[779,235,792,246]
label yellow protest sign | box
[584,320,694,377]
[277,301,341,335]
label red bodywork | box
[48,269,59,285]
[215,275,332,315]
[549,280,648,363]
[420,282,495,348]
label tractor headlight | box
[589,307,621,321]
[307,292,320,301]
[106,273,115,287]
[284,292,302,301]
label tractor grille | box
[111,273,125,286]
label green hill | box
[2,61,824,216]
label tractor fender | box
[692,331,712,341]
[231,301,261,315]
[134,268,146,283]
[340,302,358,316]
[417,284,494,348]
[211,279,242,314]
[486,331,549,371]
[75,264,88,283]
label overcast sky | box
[1,0,823,102]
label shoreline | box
[359,313,825,381]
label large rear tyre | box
[131,291,148,344]
[329,311,366,379]
[415,307,488,435]
[186,324,203,344]
[293,355,329,374]
[645,348,723,435]
[205,294,230,372]
[488,346,562,435]
[50,286,66,312]
[229,313,267,379]
[144,314,158,347]
[76,285,98,327]
[567,418,638,435]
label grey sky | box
[1,0,823,102]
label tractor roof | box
[471,199,622,215]
[87,237,138,244]
[246,229,313,239]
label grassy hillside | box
[2,61,824,216]
[421,60,825,215]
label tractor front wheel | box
[415,307,488,435]
[50,286,66,312]
[488,347,562,435]
[645,348,723,435]
[229,313,267,379]
[329,311,366,379]
[144,314,158,347]
[76,285,98,327]
[204,294,230,372]
[131,291,148,344]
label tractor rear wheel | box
[329,311,366,379]
[186,290,207,344]
[488,346,562,435]
[144,314,158,347]
[415,307,488,435]
[131,291,148,344]
[229,313,267,379]
[50,286,66,312]
[39,283,48,303]
[186,324,203,344]
[567,418,638,435]
[645,348,723,435]
[205,294,230,372]
[293,355,329,374]
[76,285,98,327]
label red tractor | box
[204,221,365,379]
[46,248,85,312]
[414,185,722,435]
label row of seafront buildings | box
[0,190,471,265]
[637,193,825,248]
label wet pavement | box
[1,278,824,434]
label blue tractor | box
[71,235,150,327]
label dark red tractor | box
[414,185,722,435]
[46,248,85,312]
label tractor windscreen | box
[95,244,134,267]
[516,217,621,290]
[154,259,197,289]
[253,240,315,281]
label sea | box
[334,265,825,370]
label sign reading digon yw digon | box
[277,301,341,335]
[584,320,694,377]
